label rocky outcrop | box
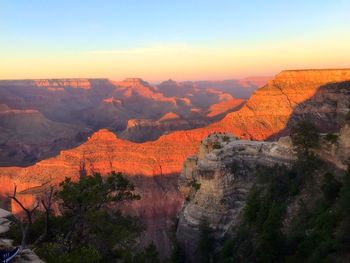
[210,69,350,140]
[337,123,350,165]
[176,119,350,262]
[176,134,295,262]
[0,209,44,263]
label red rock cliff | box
[0,69,349,257]
[1,69,350,186]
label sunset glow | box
[1,1,350,81]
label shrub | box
[222,135,231,142]
[190,178,201,192]
[37,243,102,263]
[324,133,339,144]
[212,142,223,149]
[321,172,341,203]
[291,121,320,157]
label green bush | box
[212,142,223,149]
[291,121,320,157]
[132,243,160,263]
[324,133,339,144]
[10,171,156,262]
[37,243,102,263]
[222,135,231,142]
[190,178,201,192]
[220,163,350,263]
[321,172,341,203]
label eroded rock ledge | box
[176,133,295,261]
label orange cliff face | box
[0,69,349,254]
[0,128,200,187]
[1,69,349,189]
[208,69,350,140]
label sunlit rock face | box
[1,69,349,205]
[0,77,244,165]
[176,134,295,262]
[0,69,349,258]
[176,122,350,262]
[211,69,350,140]
[0,129,183,258]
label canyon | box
[0,69,349,259]
[0,77,257,166]
[0,69,344,176]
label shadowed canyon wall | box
[0,69,349,258]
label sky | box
[1,0,350,81]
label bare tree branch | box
[9,184,40,247]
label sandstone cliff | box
[0,69,349,211]
[0,130,185,258]
[210,69,350,140]
[0,77,246,164]
[176,133,295,261]
[176,120,350,262]
[0,69,349,259]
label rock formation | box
[0,209,44,262]
[0,130,185,258]
[209,69,350,140]
[175,119,350,262]
[0,77,248,164]
[176,133,295,261]
[0,69,349,208]
[0,69,349,258]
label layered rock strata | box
[176,134,295,261]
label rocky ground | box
[0,209,44,263]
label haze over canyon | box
[2,1,350,262]
[0,69,349,261]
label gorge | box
[0,69,349,261]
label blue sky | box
[1,0,350,80]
